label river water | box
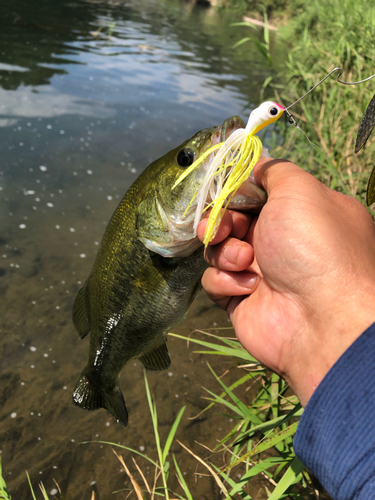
[0,1,285,498]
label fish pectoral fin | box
[138,341,171,371]
[72,368,128,426]
[72,283,91,339]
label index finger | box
[197,210,252,246]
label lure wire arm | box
[285,67,375,111]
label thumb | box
[253,158,320,200]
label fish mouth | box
[216,115,267,212]
[220,115,245,142]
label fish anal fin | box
[73,283,90,339]
[139,341,171,371]
[72,368,128,426]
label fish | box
[72,115,267,426]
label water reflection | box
[0,0,284,498]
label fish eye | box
[177,148,195,168]
[269,106,278,116]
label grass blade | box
[84,441,159,468]
[113,450,145,500]
[162,406,186,465]
[228,422,299,470]
[173,455,193,500]
[0,458,11,500]
[232,37,251,49]
[26,472,37,500]
[143,369,169,500]
[206,363,262,423]
[202,386,248,419]
[267,457,305,500]
[177,441,229,496]
[233,404,303,445]
[189,372,259,419]
[169,333,255,362]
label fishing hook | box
[285,67,375,111]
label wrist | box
[287,308,375,406]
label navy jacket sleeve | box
[294,322,375,500]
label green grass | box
[0,458,11,500]
[230,0,375,209]
[274,0,375,205]
[79,330,313,499]
[4,331,315,499]
[86,369,193,500]
[170,330,314,499]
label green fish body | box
[72,116,267,425]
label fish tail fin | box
[72,368,128,426]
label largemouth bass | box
[72,116,267,425]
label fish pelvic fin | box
[72,368,128,426]
[73,283,91,339]
[139,340,171,371]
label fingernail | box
[223,245,240,264]
[244,276,257,290]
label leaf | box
[177,441,229,496]
[173,455,193,500]
[206,363,262,423]
[201,386,246,418]
[228,422,299,469]
[262,76,273,89]
[26,472,37,500]
[210,465,252,500]
[113,450,145,500]
[189,372,259,420]
[162,407,186,465]
[267,457,305,500]
[169,333,256,362]
[233,404,303,445]
[84,441,159,468]
[224,458,285,499]
[231,21,257,29]
[0,458,11,500]
[232,37,252,49]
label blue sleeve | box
[294,322,375,499]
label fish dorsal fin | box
[139,341,171,371]
[72,283,91,339]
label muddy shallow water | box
[0,0,285,498]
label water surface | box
[0,1,285,497]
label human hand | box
[198,158,375,406]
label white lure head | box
[246,101,285,135]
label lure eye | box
[177,148,195,168]
[269,106,279,116]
